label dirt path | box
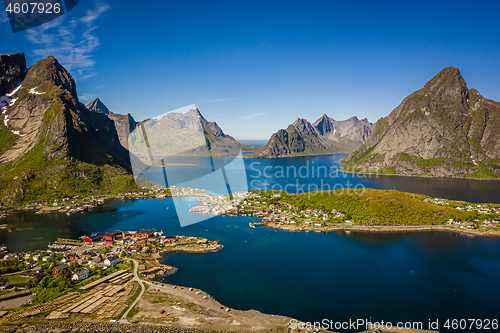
[119,258,145,322]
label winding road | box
[119,258,145,323]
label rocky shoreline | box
[148,244,224,277]
[265,222,500,237]
[0,191,211,219]
[0,195,121,218]
[159,244,224,255]
[339,167,500,181]
[142,244,224,279]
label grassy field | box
[0,289,14,297]
[2,273,31,284]
[274,188,490,225]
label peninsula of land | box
[0,186,207,220]
[190,188,500,237]
[0,228,304,332]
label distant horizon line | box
[236,139,269,143]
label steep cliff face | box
[252,121,325,158]
[313,114,373,143]
[0,54,138,204]
[342,67,500,178]
[107,111,138,149]
[252,115,373,158]
[128,108,244,161]
[86,98,138,149]
[1,56,129,167]
[0,53,26,97]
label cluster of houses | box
[447,218,500,229]
[82,229,159,245]
[455,204,500,215]
[170,186,207,197]
[189,191,247,215]
[2,250,122,280]
[424,198,500,216]
[0,268,46,290]
[22,196,106,213]
[254,205,349,226]
[423,198,449,205]
[424,198,500,228]
[52,253,120,280]
[116,186,209,200]
[189,197,237,215]
[0,228,178,289]
[82,228,218,255]
[120,188,168,198]
[0,250,121,292]
[6,228,182,272]
[21,187,176,215]
[189,191,350,227]
[238,193,350,226]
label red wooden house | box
[83,232,105,243]
[134,229,156,238]
[53,264,69,275]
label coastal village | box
[0,221,306,332]
[3,184,498,233]
[189,190,500,234]
[0,227,221,300]
[0,186,498,332]
[0,186,204,219]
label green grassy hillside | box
[271,188,490,225]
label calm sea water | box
[140,154,500,203]
[1,154,500,332]
[238,139,268,146]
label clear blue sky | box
[2,0,500,140]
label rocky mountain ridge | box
[252,114,373,158]
[127,107,246,162]
[0,54,139,204]
[0,52,255,204]
[86,97,110,115]
[0,53,26,97]
[86,98,138,149]
[342,67,500,178]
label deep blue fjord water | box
[238,139,268,146]
[2,154,500,332]
[141,154,500,203]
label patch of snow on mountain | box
[6,84,22,96]
[1,83,23,110]
[12,130,25,137]
[29,87,44,95]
